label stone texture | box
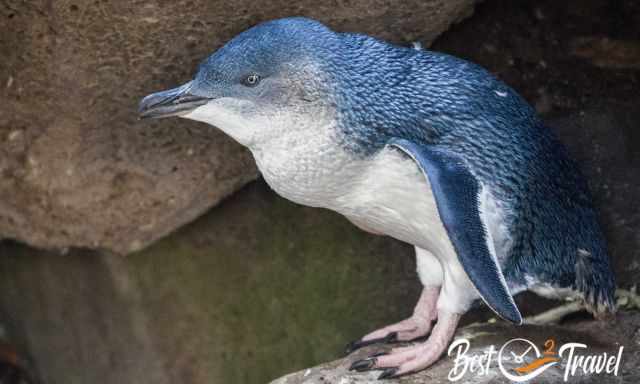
[270,311,640,384]
[0,0,477,254]
[570,37,640,69]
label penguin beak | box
[138,81,211,119]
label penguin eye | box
[243,74,261,87]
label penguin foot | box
[358,310,460,377]
[346,287,439,354]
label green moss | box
[129,182,421,383]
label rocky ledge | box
[271,311,640,384]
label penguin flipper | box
[388,138,522,324]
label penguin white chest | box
[334,148,483,313]
[254,137,453,258]
[251,125,362,207]
[334,148,454,258]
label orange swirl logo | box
[498,338,559,381]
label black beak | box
[138,81,211,119]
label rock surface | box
[271,311,640,384]
[0,0,477,254]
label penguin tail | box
[575,248,617,319]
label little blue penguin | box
[138,17,616,379]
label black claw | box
[384,332,398,343]
[368,351,389,358]
[348,358,376,372]
[378,367,400,380]
[344,340,363,355]
[345,332,398,354]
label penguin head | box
[139,17,339,148]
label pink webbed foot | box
[345,287,439,354]
[349,310,461,380]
